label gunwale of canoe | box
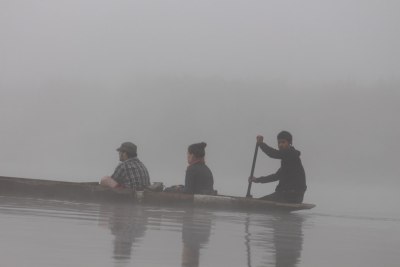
[0,176,315,212]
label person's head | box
[187,142,207,164]
[116,142,137,161]
[277,131,292,150]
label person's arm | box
[259,142,288,159]
[111,164,125,185]
[184,167,196,194]
[249,173,279,184]
[256,135,295,159]
[256,173,279,183]
[256,135,286,159]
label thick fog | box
[1,1,399,214]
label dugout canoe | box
[0,176,315,212]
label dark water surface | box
[0,196,399,267]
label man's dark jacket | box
[257,143,307,193]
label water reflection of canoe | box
[0,176,315,212]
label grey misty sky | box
[1,1,399,204]
[1,0,400,82]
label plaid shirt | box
[112,157,150,190]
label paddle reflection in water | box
[245,213,305,267]
[181,209,213,267]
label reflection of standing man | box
[181,209,213,267]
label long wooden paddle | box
[246,142,259,198]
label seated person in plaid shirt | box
[100,142,151,190]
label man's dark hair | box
[277,131,293,144]
[188,142,207,158]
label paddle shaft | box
[246,143,259,197]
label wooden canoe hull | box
[0,176,315,212]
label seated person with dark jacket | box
[249,131,307,203]
[184,142,215,195]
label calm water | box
[0,196,399,267]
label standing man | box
[101,142,150,190]
[249,131,307,203]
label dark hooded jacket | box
[184,162,214,194]
[257,143,307,192]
